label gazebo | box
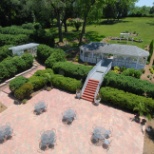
[9,43,39,56]
[80,42,149,69]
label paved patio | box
[0,89,143,154]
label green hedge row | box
[50,74,81,93]
[52,62,92,80]
[0,53,33,83]
[0,45,12,61]
[103,71,154,98]
[100,87,154,113]
[0,26,33,35]
[0,34,29,46]
[10,69,82,100]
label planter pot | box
[94,98,101,105]
[76,92,81,99]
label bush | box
[45,49,66,68]
[28,76,46,91]
[37,44,54,63]
[103,71,154,98]
[121,68,142,78]
[50,74,82,93]
[12,56,27,73]
[100,87,154,112]
[0,45,12,61]
[0,63,10,82]
[21,23,35,30]
[1,58,17,77]
[21,53,33,69]
[9,76,28,93]
[14,83,33,100]
[52,62,92,80]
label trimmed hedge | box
[9,76,28,93]
[52,62,92,80]
[0,34,29,46]
[0,26,32,35]
[45,49,66,68]
[37,44,54,63]
[50,74,81,93]
[100,87,154,112]
[103,71,154,98]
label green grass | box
[49,17,154,49]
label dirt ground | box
[0,102,7,113]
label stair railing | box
[94,62,112,98]
[81,60,102,95]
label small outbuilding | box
[80,42,149,69]
[9,43,39,56]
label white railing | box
[94,62,112,98]
[81,60,102,95]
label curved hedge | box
[103,71,154,98]
[100,87,154,112]
[52,62,92,80]
[0,53,33,83]
[0,45,12,61]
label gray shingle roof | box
[80,42,149,57]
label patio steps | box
[82,79,99,102]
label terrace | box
[0,89,143,154]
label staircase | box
[82,79,99,102]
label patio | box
[0,89,143,154]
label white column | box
[135,57,140,69]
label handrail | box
[81,60,102,95]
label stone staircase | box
[81,79,99,102]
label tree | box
[149,2,154,15]
[76,0,105,45]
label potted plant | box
[94,93,101,105]
[76,89,81,99]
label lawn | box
[52,17,154,49]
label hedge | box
[50,74,82,93]
[37,44,54,63]
[0,34,29,46]
[0,26,32,35]
[100,87,154,113]
[0,45,12,61]
[45,49,66,68]
[103,71,154,98]
[52,62,92,80]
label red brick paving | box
[0,89,143,154]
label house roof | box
[9,43,39,52]
[80,42,149,57]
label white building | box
[80,42,149,69]
[9,43,39,56]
